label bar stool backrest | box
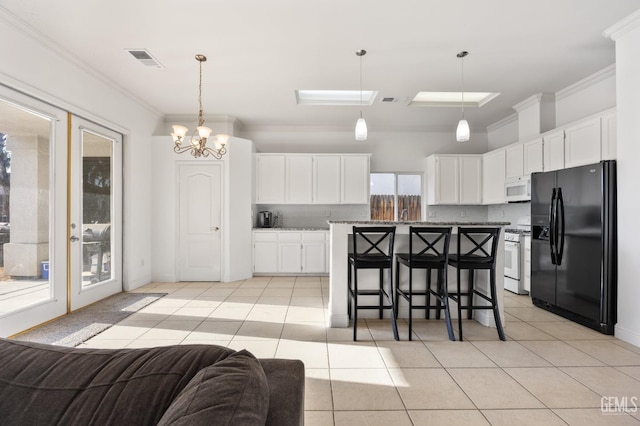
[351,226,396,263]
[456,227,501,265]
[409,226,452,263]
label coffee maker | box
[258,211,273,228]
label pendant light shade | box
[456,119,470,142]
[355,49,367,141]
[355,117,367,140]
[456,50,470,143]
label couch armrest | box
[259,359,305,426]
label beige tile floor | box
[80,276,640,426]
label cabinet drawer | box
[278,232,302,242]
[302,231,328,241]
[253,231,278,242]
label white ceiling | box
[1,0,638,133]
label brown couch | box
[0,338,304,425]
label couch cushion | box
[158,349,269,426]
[0,339,235,425]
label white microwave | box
[505,176,531,202]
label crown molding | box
[512,93,555,112]
[555,64,616,101]
[603,9,640,41]
[0,6,162,118]
[486,112,518,133]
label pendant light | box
[355,49,367,141]
[456,51,470,142]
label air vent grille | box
[381,97,397,103]
[125,49,164,68]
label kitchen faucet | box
[400,209,408,222]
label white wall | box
[487,114,519,150]
[605,11,640,347]
[0,12,160,290]
[555,65,617,127]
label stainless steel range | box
[504,228,530,295]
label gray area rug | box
[15,292,166,347]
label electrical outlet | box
[428,210,435,218]
[460,210,466,218]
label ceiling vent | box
[125,49,164,68]
[380,97,398,103]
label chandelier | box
[171,54,229,159]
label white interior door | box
[178,163,222,281]
[69,116,122,310]
[0,87,67,337]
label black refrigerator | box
[531,160,616,335]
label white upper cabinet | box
[564,116,601,168]
[314,155,341,204]
[482,149,506,205]
[426,155,459,205]
[523,138,544,175]
[285,155,313,203]
[543,129,565,172]
[255,153,370,205]
[426,154,481,205]
[505,144,524,178]
[601,110,617,161]
[256,154,286,203]
[341,154,370,204]
[459,155,483,204]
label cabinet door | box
[543,130,565,171]
[278,243,302,273]
[505,144,524,178]
[314,155,341,204]
[341,155,370,204]
[564,117,601,168]
[601,110,617,161]
[427,155,460,204]
[302,242,326,273]
[459,156,482,204]
[256,155,285,203]
[482,150,505,205]
[253,242,278,273]
[286,155,313,203]
[523,138,544,175]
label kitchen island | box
[328,221,510,329]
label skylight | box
[296,90,378,106]
[409,91,500,107]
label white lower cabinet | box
[253,230,328,274]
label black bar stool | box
[395,226,455,341]
[347,226,399,341]
[447,227,505,341]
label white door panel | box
[178,163,222,281]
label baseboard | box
[329,313,349,328]
[614,324,640,348]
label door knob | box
[70,236,80,242]
[212,227,220,231]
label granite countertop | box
[253,227,329,231]
[327,220,511,226]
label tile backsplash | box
[488,202,531,226]
[255,204,368,229]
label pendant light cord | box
[198,59,204,127]
[461,53,465,119]
[359,52,363,119]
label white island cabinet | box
[327,221,508,329]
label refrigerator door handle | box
[557,188,565,265]
[549,187,557,265]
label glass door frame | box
[69,115,123,311]
[0,86,68,337]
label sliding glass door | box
[0,87,68,336]
[0,88,123,336]
[69,116,122,310]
